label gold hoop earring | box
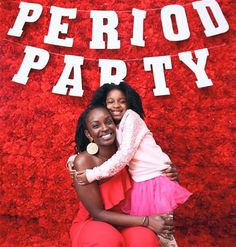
[86,141,99,155]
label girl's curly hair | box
[90,82,145,119]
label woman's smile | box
[85,107,116,147]
[99,132,114,141]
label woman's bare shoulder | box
[74,152,94,171]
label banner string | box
[6,0,193,13]
[1,37,227,62]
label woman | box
[70,104,174,247]
[74,82,188,247]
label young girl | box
[76,82,192,247]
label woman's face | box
[105,89,128,124]
[85,108,116,147]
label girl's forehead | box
[107,89,125,98]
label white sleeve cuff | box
[86,169,97,183]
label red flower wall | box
[0,0,235,246]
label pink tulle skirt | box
[122,176,192,216]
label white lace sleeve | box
[86,110,149,183]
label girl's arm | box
[73,157,173,234]
[84,110,148,183]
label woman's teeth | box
[100,133,112,140]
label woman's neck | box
[97,144,117,161]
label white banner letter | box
[99,59,127,85]
[12,46,49,84]
[144,56,172,96]
[192,0,229,37]
[131,8,146,47]
[90,11,120,49]
[178,48,213,88]
[161,5,190,41]
[8,2,43,37]
[44,6,77,47]
[52,55,84,96]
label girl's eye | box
[106,101,113,105]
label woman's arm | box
[73,156,173,234]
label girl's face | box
[106,89,128,124]
[85,108,116,147]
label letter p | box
[8,2,43,37]
[12,46,49,85]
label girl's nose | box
[113,101,120,108]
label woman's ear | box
[84,130,93,142]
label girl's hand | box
[66,155,77,178]
[162,162,179,182]
[76,170,89,185]
[66,155,89,185]
[148,214,174,235]
[67,161,77,178]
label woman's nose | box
[101,123,109,131]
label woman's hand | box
[148,214,174,235]
[162,162,179,181]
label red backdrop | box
[0,0,235,246]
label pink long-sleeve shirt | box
[86,109,171,183]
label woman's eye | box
[106,119,114,125]
[92,124,99,129]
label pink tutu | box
[122,176,192,216]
